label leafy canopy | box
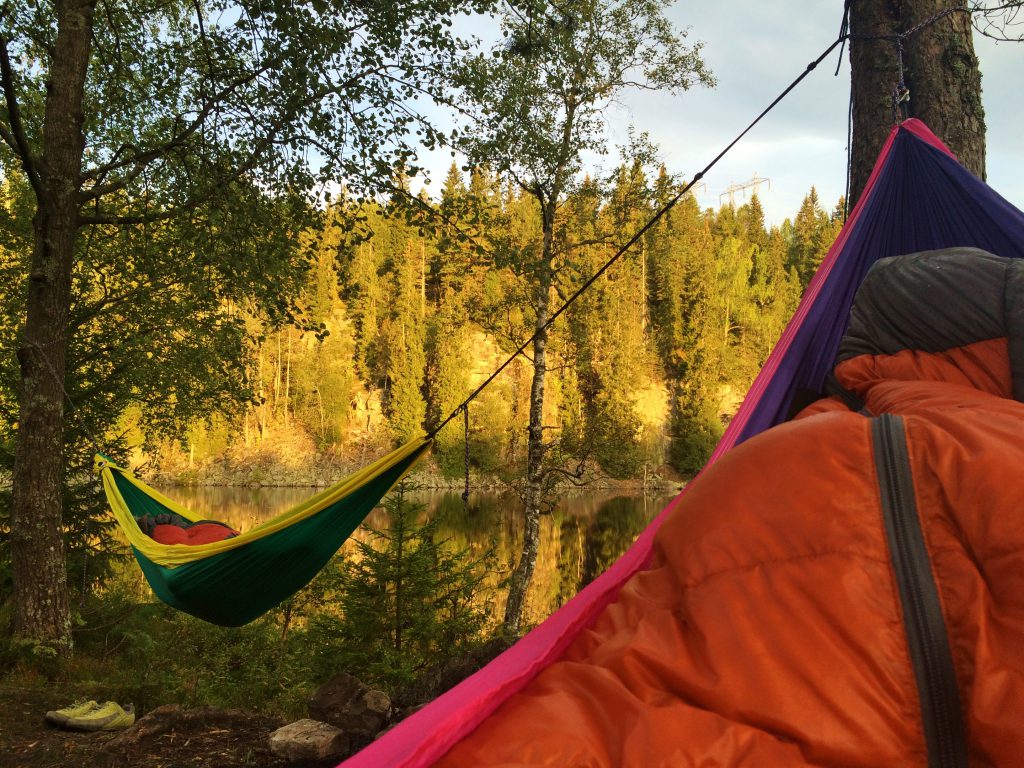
[455,0,714,205]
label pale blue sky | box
[416,2,1023,227]
[621,2,1024,224]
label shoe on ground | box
[64,701,135,731]
[45,700,100,726]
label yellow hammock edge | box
[95,436,432,568]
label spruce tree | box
[384,242,428,444]
[313,482,494,690]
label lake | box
[158,484,681,626]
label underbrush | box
[1,484,505,720]
[1,587,315,718]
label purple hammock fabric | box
[340,119,1024,768]
[732,118,1024,447]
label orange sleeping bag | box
[435,250,1024,767]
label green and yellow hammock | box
[96,438,431,626]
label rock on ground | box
[308,673,391,747]
[268,719,349,762]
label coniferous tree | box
[425,302,475,473]
[746,227,800,368]
[383,241,428,444]
[311,482,494,689]
[737,194,769,251]
[647,185,723,475]
[289,233,359,447]
[578,160,655,477]
[715,230,755,379]
[787,187,840,290]
[432,164,473,304]
[343,217,387,389]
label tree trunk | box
[849,0,984,208]
[503,207,556,634]
[284,329,291,427]
[257,343,268,441]
[274,330,282,414]
[394,506,404,654]
[316,386,326,441]
[502,291,548,634]
[10,0,96,652]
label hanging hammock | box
[97,437,431,626]
[338,121,1024,767]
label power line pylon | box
[719,173,771,206]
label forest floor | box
[0,685,322,768]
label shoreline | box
[146,452,687,494]
[151,474,684,493]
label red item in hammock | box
[150,522,239,546]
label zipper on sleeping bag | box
[872,414,968,768]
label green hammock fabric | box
[99,439,431,626]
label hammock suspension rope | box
[462,404,471,510]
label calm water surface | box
[158,484,680,625]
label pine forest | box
[41,168,842,488]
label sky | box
[415,2,1024,227]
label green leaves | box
[454,0,713,207]
[4,0,493,229]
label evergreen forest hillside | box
[156,165,843,485]
[0,156,842,652]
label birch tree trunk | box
[503,202,556,634]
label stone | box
[308,673,392,744]
[362,689,391,723]
[268,719,349,762]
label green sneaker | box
[64,701,135,731]
[45,700,100,726]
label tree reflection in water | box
[157,485,677,626]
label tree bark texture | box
[502,279,550,634]
[502,204,557,634]
[9,0,96,651]
[849,0,984,208]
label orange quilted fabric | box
[435,336,1024,767]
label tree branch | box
[80,123,283,225]
[78,208,181,226]
[80,62,274,190]
[80,60,397,204]
[71,279,179,332]
[0,34,43,199]
[538,463,588,488]
[970,1,1024,40]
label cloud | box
[414,2,1022,227]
